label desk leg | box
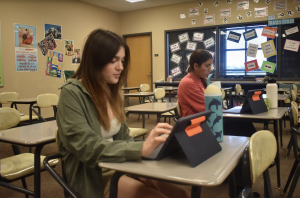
[229,91,233,109]
[34,144,44,198]
[169,91,171,102]
[273,120,281,189]
[109,171,125,198]
[157,114,161,124]
[228,170,237,198]
[279,119,283,148]
[142,114,145,128]
[29,104,34,124]
[191,186,201,198]
[10,102,14,108]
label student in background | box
[56,29,189,198]
[177,49,213,117]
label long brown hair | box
[71,29,130,130]
[188,49,213,88]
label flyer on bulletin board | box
[46,51,63,78]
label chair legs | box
[287,164,300,198]
[20,178,30,198]
[282,160,299,195]
[286,137,293,158]
[263,169,273,198]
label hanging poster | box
[288,10,295,16]
[243,29,257,41]
[284,39,300,52]
[171,66,182,77]
[203,37,215,49]
[262,26,277,39]
[214,1,219,7]
[44,23,62,40]
[14,24,37,72]
[261,61,276,73]
[285,26,299,36]
[227,31,241,43]
[274,1,287,11]
[237,0,249,10]
[223,18,228,23]
[170,54,182,64]
[191,19,196,25]
[246,43,259,57]
[246,11,252,17]
[170,42,181,53]
[186,41,197,51]
[244,60,259,71]
[180,14,186,19]
[204,14,215,24]
[37,34,57,56]
[72,49,81,64]
[254,7,268,17]
[64,40,74,56]
[227,0,233,4]
[0,22,3,86]
[189,7,199,17]
[178,32,189,43]
[278,12,285,18]
[261,40,277,58]
[193,32,204,42]
[204,8,208,14]
[220,8,231,17]
[46,51,63,78]
[15,47,38,72]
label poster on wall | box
[274,1,287,11]
[237,0,249,10]
[72,49,81,64]
[261,40,277,58]
[193,32,204,41]
[244,60,259,72]
[14,24,38,72]
[171,66,182,77]
[204,14,215,24]
[170,42,181,53]
[227,31,241,43]
[294,0,300,3]
[178,32,189,43]
[261,61,276,73]
[170,53,182,64]
[46,50,63,78]
[246,43,259,57]
[285,25,299,36]
[220,8,231,17]
[186,41,197,51]
[189,7,199,17]
[44,23,62,40]
[243,29,257,41]
[0,22,3,86]
[261,26,277,39]
[254,7,268,17]
[283,39,300,52]
[64,39,74,56]
[37,34,57,56]
[203,37,215,49]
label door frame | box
[123,32,153,90]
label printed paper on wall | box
[254,7,268,17]
[246,43,259,58]
[261,61,276,73]
[170,42,181,53]
[261,26,277,39]
[204,14,215,24]
[170,54,182,64]
[186,41,197,51]
[171,66,182,77]
[189,7,199,17]
[243,29,257,41]
[237,0,249,10]
[203,37,215,49]
[244,60,259,71]
[193,32,204,42]
[227,31,242,43]
[284,39,300,52]
[274,1,287,11]
[220,8,231,17]
[178,32,190,43]
[261,40,277,58]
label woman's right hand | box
[141,123,173,157]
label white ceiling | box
[77,0,196,12]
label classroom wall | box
[120,0,300,85]
[0,0,120,117]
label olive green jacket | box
[56,78,144,198]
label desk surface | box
[99,136,249,186]
[159,86,178,91]
[125,102,177,113]
[262,94,288,101]
[223,107,288,120]
[8,98,37,103]
[123,92,154,96]
[122,87,140,90]
[0,121,57,146]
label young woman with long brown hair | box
[56,29,189,198]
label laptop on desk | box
[143,110,222,167]
[223,89,267,114]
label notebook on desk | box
[223,89,267,114]
[143,110,222,167]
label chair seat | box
[161,110,175,116]
[144,99,152,103]
[0,153,59,180]
[129,128,148,138]
[20,115,39,122]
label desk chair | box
[233,84,244,107]
[239,130,277,198]
[222,89,227,110]
[0,108,58,198]
[0,92,39,122]
[282,106,300,198]
[63,70,75,82]
[154,88,167,103]
[31,94,59,122]
[141,84,152,103]
[285,101,299,158]
[129,128,148,140]
[161,101,181,124]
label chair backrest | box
[249,130,277,184]
[0,108,20,130]
[140,84,150,92]
[154,88,165,100]
[63,70,75,82]
[222,89,225,100]
[293,84,297,93]
[177,101,181,117]
[0,92,19,105]
[37,94,59,108]
[291,101,298,126]
[291,90,297,102]
[235,84,242,94]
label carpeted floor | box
[1,98,300,198]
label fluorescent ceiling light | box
[125,0,145,3]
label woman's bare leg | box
[105,176,190,198]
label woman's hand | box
[141,123,173,157]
